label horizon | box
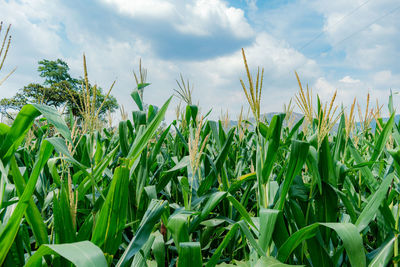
[1,0,400,122]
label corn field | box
[1,52,400,267]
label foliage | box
[1,52,400,267]
[0,59,118,119]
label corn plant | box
[1,51,400,267]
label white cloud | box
[99,0,176,19]
[100,0,254,38]
[372,70,400,90]
[176,0,254,38]
[339,76,360,84]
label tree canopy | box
[0,59,118,119]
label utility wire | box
[299,0,373,51]
[329,4,400,49]
[295,3,400,71]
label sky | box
[1,0,400,121]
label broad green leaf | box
[53,184,77,244]
[215,128,235,187]
[370,113,394,163]
[131,234,155,267]
[190,191,227,231]
[47,137,88,169]
[92,165,130,258]
[32,103,72,143]
[167,213,190,249]
[178,242,203,267]
[119,120,130,156]
[117,199,167,267]
[25,241,107,267]
[355,173,394,232]
[131,89,144,111]
[255,256,305,267]
[0,140,53,265]
[165,156,190,173]
[10,157,48,247]
[276,140,309,210]
[368,236,395,267]
[322,223,365,267]
[128,97,172,166]
[259,208,280,253]
[261,114,284,184]
[258,122,268,138]
[277,222,365,267]
[0,104,40,165]
[151,231,165,267]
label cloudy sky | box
[1,0,400,121]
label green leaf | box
[237,220,264,257]
[277,223,319,262]
[167,213,190,249]
[178,242,203,267]
[0,104,40,165]
[32,103,72,142]
[355,173,394,232]
[258,122,268,139]
[10,157,49,247]
[277,222,365,267]
[261,114,284,184]
[322,223,365,267]
[25,241,107,267]
[227,194,256,229]
[318,136,337,186]
[151,231,165,267]
[255,256,305,267]
[275,140,309,210]
[215,128,235,171]
[259,208,280,253]
[348,140,378,191]
[92,165,130,258]
[119,120,130,157]
[165,156,190,173]
[131,89,144,111]
[53,184,77,243]
[47,137,88,169]
[370,113,394,163]
[128,97,172,166]
[190,191,227,231]
[0,140,53,265]
[286,116,304,142]
[368,236,395,267]
[117,199,167,267]
[131,234,155,267]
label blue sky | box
[1,0,400,121]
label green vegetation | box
[0,58,118,120]
[1,47,400,267]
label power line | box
[329,4,400,49]
[299,0,373,51]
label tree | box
[0,59,118,119]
